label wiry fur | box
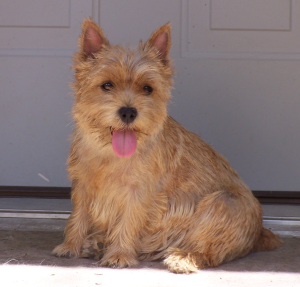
[52,18,282,273]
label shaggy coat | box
[53,19,281,273]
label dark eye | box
[101,82,113,91]
[143,85,153,95]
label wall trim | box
[0,186,71,198]
[252,191,300,204]
[1,186,300,204]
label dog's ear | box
[79,18,109,59]
[144,23,171,64]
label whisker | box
[136,130,148,136]
[101,141,111,148]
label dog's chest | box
[85,158,158,221]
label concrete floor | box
[1,216,300,287]
[1,198,300,286]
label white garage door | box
[1,0,300,193]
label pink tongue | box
[112,130,137,158]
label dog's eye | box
[101,82,113,91]
[143,85,153,95]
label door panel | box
[0,0,96,186]
[0,0,70,27]
[210,0,290,31]
[183,0,300,58]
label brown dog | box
[53,19,281,273]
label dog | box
[52,19,281,273]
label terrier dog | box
[53,19,281,273]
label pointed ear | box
[144,23,171,63]
[79,18,109,59]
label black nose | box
[118,107,137,124]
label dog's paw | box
[52,243,78,258]
[163,248,199,274]
[99,253,138,268]
[81,239,104,260]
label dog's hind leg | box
[164,189,272,273]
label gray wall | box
[0,56,73,186]
[1,0,300,191]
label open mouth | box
[110,127,137,158]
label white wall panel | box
[0,0,93,52]
[182,0,300,59]
[0,56,73,186]
[0,0,70,27]
[210,0,290,31]
[0,0,97,186]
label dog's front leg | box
[52,188,89,258]
[99,190,148,268]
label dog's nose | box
[118,107,137,124]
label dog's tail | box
[252,227,282,252]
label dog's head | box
[72,19,174,158]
